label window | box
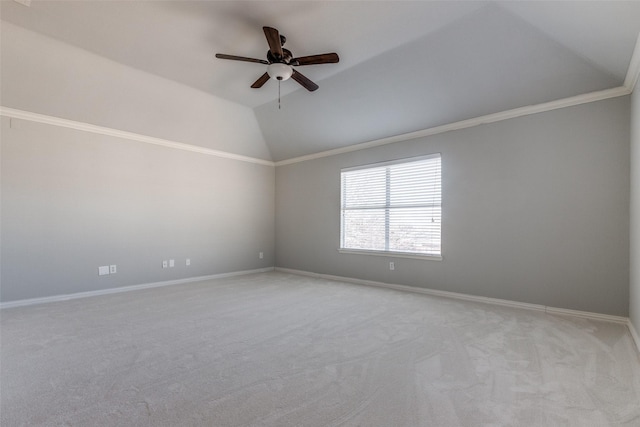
[340,154,441,258]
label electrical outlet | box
[162,260,168,268]
[259,252,264,259]
[389,262,395,271]
[98,266,110,276]
[169,259,175,268]
[186,258,191,266]
[109,265,117,274]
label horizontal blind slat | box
[341,154,441,256]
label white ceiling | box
[2,1,640,161]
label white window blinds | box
[340,154,441,257]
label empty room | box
[2,1,640,426]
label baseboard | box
[0,267,275,309]
[4,266,637,353]
[545,306,628,324]
[275,267,629,325]
[629,320,640,354]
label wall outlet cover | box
[109,265,117,274]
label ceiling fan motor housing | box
[267,48,293,64]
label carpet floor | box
[2,272,639,426]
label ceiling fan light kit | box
[215,26,339,100]
[267,63,293,81]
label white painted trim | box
[275,86,631,166]
[545,306,628,325]
[624,33,640,92]
[275,267,629,325]
[338,249,442,261]
[629,320,640,354]
[276,267,547,311]
[2,84,631,169]
[0,107,275,167]
[0,267,275,309]
[340,152,441,172]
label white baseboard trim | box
[628,320,640,354]
[275,267,629,325]
[544,306,628,325]
[0,267,275,309]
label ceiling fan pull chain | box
[278,80,281,110]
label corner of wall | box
[630,79,640,343]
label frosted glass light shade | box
[267,63,293,81]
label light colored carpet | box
[2,272,639,426]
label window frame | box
[339,154,442,261]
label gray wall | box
[1,117,274,302]
[1,23,275,303]
[1,20,633,318]
[276,97,630,316]
[631,87,640,330]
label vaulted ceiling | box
[2,1,640,161]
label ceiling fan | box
[215,26,339,92]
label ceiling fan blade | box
[251,72,271,89]
[292,53,339,66]
[215,54,268,65]
[263,26,283,58]
[291,69,319,92]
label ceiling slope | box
[2,1,640,162]
[257,4,627,161]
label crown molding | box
[275,86,631,166]
[2,84,632,169]
[624,32,640,92]
[0,107,275,167]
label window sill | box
[338,248,442,261]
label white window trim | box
[340,153,440,173]
[340,153,442,260]
[338,248,442,261]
